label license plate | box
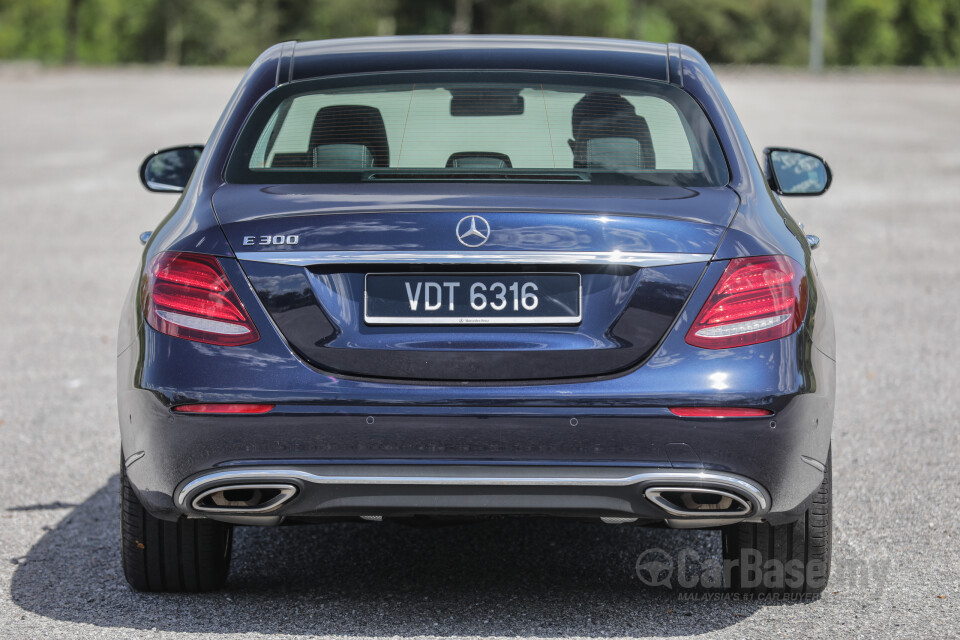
[364,272,582,325]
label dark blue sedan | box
[119,36,835,595]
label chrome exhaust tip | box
[644,486,753,518]
[191,483,297,514]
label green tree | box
[0,0,70,61]
[2,0,960,67]
[829,0,899,65]
[893,0,960,66]
[480,0,640,39]
[649,0,809,66]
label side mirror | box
[139,145,203,193]
[763,147,832,196]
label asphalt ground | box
[0,65,958,639]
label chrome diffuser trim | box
[643,486,754,518]
[177,468,768,513]
[191,483,298,514]
[235,250,712,268]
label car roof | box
[279,35,676,84]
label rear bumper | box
[119,386,831,525]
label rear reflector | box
[685,255,807,349]
[143,252,259,346]
[670,407,773,418]
[173,404,275,414]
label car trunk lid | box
[214,183,738,382]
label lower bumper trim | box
[176,465,769,522]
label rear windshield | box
[226,71,728,187]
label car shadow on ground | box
[9,474,803,636]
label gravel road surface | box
[0,66,958,639]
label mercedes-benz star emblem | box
[456,215,491,247]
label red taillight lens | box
[670,407,773,418]
[142,252,259,346]
[173,404,274,414]
[685,255,807,349]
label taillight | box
[670,407,772,418]
[142,252,259,346]
[685,255,807,349]
[173,404,274,414]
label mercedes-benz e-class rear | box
[119,36,836,595]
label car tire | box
[722,446,832,596]
[120,461,233,592]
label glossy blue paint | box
[229,208,722,254]
[287,36,672,83]
[212,185,735,250]
[120,36,835,527]
[240,258,707,381]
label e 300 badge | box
[242,235,299,246]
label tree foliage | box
[1,0,958,67]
